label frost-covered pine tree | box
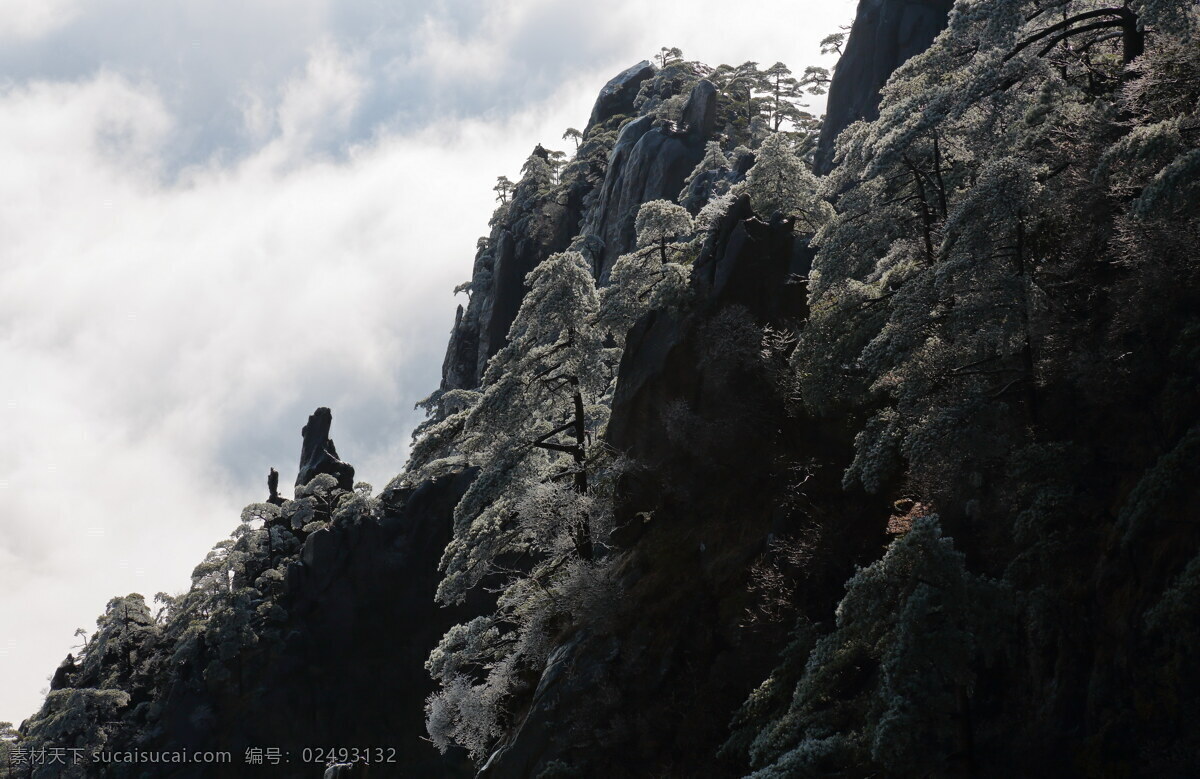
[743,516,1004,778]
[680,140,731,198]
[599,200,695,345]
[437,250,616,601]
[745,133,832,230]
[427,250,621,762]
[19,594,163,778]
[712,61,768,143]
[562,127,582,151]
[518,147,557,197]
[634,199,694,264]
[20,688,132,778]
[493,175,514,204]
[760,61,828,133]
[791,0,1186,498]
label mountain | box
[11,2,1200,777]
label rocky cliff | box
[813,0,953,174]
[581,78,716,281]
[17,3,1200,777]
[477,201,880,778]
[58,418,482,778]
[439,61,720,392]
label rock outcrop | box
[438,152,578,392]
[437,63,712,392]
[296,407,356,491]
[49,654,75,691]
[147,466,483,779]
[814,0,954,174]
[584,60,656,134]
[581,79,718,280]
[266,467,285,505]
[479,197,880,779]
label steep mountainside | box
[13,2,1200,778]
[813,0,954,173]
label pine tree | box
[562,127,582,151]
[711,61,768,144]
[760,62,811,132]
[795,0,1136,495]
[600,200,695,345]
[493,175,514,204]
[519,149,556,196]
[634,199,693,264]
[438,250,617,601]
[820,31,845,57]
[680,140,732,201]
[745,133,833,230]
[657,46,683,68]
[744,517,1004,778]
[427,251,621,761]
[20,689,131,778]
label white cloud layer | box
[0,0,856,725]
[0,0,81,40]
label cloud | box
[0,0,82,40]
[0,0,854,171]
[236,40,373,166]
[0,56,594,725]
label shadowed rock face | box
[147,468,484,779]
[49,654,76,691]
[584,60,656,135]
[582,79,718,281]
[814,0,953,174]
[441,303,478,392]
[296,407,356,491]
[437,151,578,393]
[436,64,716,395]
[480,156,577,366]
[479,202,876,779]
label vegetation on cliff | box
[11,2,1200,776]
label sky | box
[0,0,858,726]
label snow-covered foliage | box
[634,200,694,262]
[425,555,619,761]
[796,0,1200,503]
[679,140,732,202]
[745,131,832,230]
[599,200,695,345]
[744,517,1004,777]
[16,475,366,769]
[23,23,1200,776]
[19,689,131,777]
[436,250,617,599]
[425,250,623,760]
[723,6,1200,776]
[695,191,737,232]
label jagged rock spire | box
[50,653,76,691]
[266,467,286,505]
[296,407,355,491]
